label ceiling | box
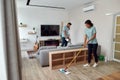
[17,0,96,10]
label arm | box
[63,26,68,38]
[84,34,87,47]
[88,33,96,42]
[84,33,96,47]
[64,31,67,38]
[64,31,70,40]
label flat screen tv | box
[41,25,60,36]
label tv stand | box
[39,39,60,47]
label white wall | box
[69,0,120,60]
[0,0,7,79]
[17,7,69,43]
[17,0,120,60]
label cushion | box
[68,43,83,47]
[39,46,56,50]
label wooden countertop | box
[49,48,88,54]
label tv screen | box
[41,25,60,36]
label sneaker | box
[93,63,98,67]
[83,64,90,67]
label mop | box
[59,49,82,75]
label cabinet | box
[49,48,88,70]
[39,39,60,47]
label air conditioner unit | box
[83,5,95,12]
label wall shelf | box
[28,32,36,35]
[19,24,27,27]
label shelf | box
[65,52,75,58]
[76,57,85,63]
[77,55,86,58]
[52,60,63,67]
[65,55,85,60]
[65,57,74,60]
[52,53,63,60]
[19,24,27,27]
[77,51,86,56]
[65,58,75,65]
[49,48,88,70]
[52,58,63,61]
[28,32,36,34]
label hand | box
[86,40,90,44]
[83,43,87,48]
[67,37,69,39]
[68,38,71,42]
[66,37,71,41]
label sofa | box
[36,44,101,67]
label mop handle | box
[65,49,82,70]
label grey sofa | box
[36,44,101,67]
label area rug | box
[27,51,37,59]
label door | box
[113,15,120,62]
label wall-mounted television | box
[41,25,60,36]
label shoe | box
[83,64,90,67]
[93,63,98,67]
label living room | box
[0,0,120,80]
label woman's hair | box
[85,20,93,27]
[68,22,72,25]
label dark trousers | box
[88,44,98,63]
[61,37,68,47]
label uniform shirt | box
[62,26,70,37]
[85,26,98,44]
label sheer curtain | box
[1,0,21,80]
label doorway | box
[113,14,120,62]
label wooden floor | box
[97,71,120,80]
[22,58,120,80]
